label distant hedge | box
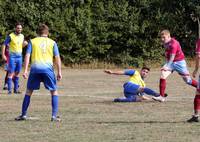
[0,0,199,66]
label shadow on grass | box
[94,120,188,124]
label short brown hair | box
[37,24,49,35]
[142,66,150,71]
[15,22,22,27]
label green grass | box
[0,69,200,142]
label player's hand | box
[23,40,28,47]
[192,69,198,78]
[57,72,62,81]
[161,65,170,71]
[104,70,112,74]
[23,72,28,79]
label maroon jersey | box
[195,39,200,55]
[164,38,185,62]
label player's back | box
[30,37,55,73]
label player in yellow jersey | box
[2,22,28,94]
[104,67,164,102]
[15,24,62,121]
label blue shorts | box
[27,72,57,91]
[123,82,140,98]
[166,60,190,76]
[8,56,22,73]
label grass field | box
[0,68,200,142]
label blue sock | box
[52,95,59,117]
[7,78,12,93]
[13,76,19,91]
[22,95,31,116]
[143,87,160,97]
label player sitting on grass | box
[104,67,166,102]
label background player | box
[2,22,28,94]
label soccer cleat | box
[8,91,12,95]
[152,96,165,102]
[187,116,199,123]
[3,86,8,90]
[15,115,27,121]
[14,90,22,94]
[114,98,120,102]
[51,116,61,122]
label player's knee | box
[160,72,168,79]
[138,87,144,93]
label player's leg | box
[50,90,60,121]
[174,60,197,87]
[159,66,172,97]
[13,57,22,93]
[114,93,138,102]
[139,87,160,97]
[43,72,61,121]
[7,57,16,94]
[114,82,139,102]
[15,73,40,121]
[15,89,33,121]
[153,66,171,102]
[3,70,9,90]
[187,76,200,122]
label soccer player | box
[15,24,62,122]
[104,67,163,102]
[3,44,9,90]
[2,22,28,94]
[153,30,197,102]
[187,38,200,122]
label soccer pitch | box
[0,69,200,142]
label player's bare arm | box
[104,70,124,75]
[55,55,62,81]
[23,53,30,79]
[1,44,7,61]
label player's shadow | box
[94,120,187,124]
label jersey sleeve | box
[53,42,60,56]
[124,69,135,76]
[26,42,32,54]
[4,35,11,45]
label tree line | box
[0,0,199,67]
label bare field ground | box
[0,68,200,142]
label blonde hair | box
[160,29,170,36]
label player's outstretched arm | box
[55,55,62,81]
[104,69,124,75]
